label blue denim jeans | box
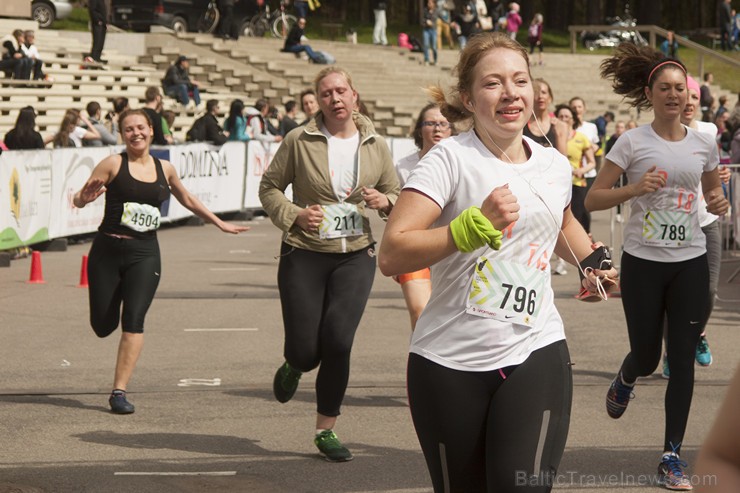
[423,27,437,63]
[165,83,201,106]
[283,43,319,63]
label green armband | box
[449,206,503,253]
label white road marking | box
[177,378,222,387]
[115,471,236,476]
[229,249,251,254]
[184,328,258,332]
[209,267,259,271]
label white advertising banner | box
[48,147,112,239]
[0,150,52,250]
[165,142,247,221]
[244,140,282,209]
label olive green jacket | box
[258,111,400,253]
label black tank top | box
[523,121,558,148]
[99,152,170,239]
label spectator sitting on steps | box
[163,56,202,109]
[1,29,33,80]
[282,18,321,63]
[245,99,283,144]
[21,30,51,82]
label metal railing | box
[568,24,740,78]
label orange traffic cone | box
[27,251,46,284]
[77,255,89,288]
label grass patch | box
[50,6,89,31]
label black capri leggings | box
[277,242,376,417]
[87,233,161,337]
[619,252,709,454]
[408,340,572,493]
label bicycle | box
[249,0,297,39]
[197,0,220,34]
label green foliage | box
[50,6,89,31]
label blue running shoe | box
[606,372,634,419]
[695,336,712,367]
[662,354,670,380]
[658,452,692,490]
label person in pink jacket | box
[506,2,523,40]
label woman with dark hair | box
[393,103,453,330]
[4,106,44,150]
[379,32,616,492]
[586,44,729,489]
[49,109,100,148]
[72,108,248,415]
[224,99,250,141]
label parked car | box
[110,0,260,34]
[32,0,73,28]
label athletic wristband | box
[449,206,503,252]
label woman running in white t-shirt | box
[586,45,729,490]
[393,103,453,330]
[379,32,616,492]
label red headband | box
[647,60,686,85]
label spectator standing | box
[50,109,101,148]
[719,0,733,51]
[1,30,32,80]
[278,100,299,137]
[84,102,118,147]
[141,87,168,146]
[163,56,202,109]
[372,0,388,46]
[422,0,438,66]
[224,99,250,142]
[189,99,227,145]
[569,96,601,190]
[4,106,45,150]
[300,89,319,125]
[592,111,615,147]
[505,2,522,41]
[733,8,740,49]
[660,30,679,59]
[605,120,626,155]
[246,99,283,143]
[527,13,544,65]
[294,0,309,19]
[451,4,479,50]
[86,0,107,63]
[217,0,237,40]
[489,0,506,30]
[21,30,50,81]
[282,18,321,63]
[436,1,454,51]
[701,73,715,122]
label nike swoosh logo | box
[689,321,700,324]
[505,315,516,319]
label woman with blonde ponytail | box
[379,32,616,492]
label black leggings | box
[277,242,376,417]
[408,340,572,493]
[87,233,161,336]
[619,252,709,454]
[570,185,591,233]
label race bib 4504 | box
[120,202,161,232]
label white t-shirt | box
[404,130,572,372]
[395,151,420,187]
[69,126,88,148]
[606,125,718,262]
[576,121,599,178]
[321,126,359,201]
[694,121,720,228]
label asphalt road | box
[1,210,739,493]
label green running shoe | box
[314,430,353,462]
[273,362,302,403]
